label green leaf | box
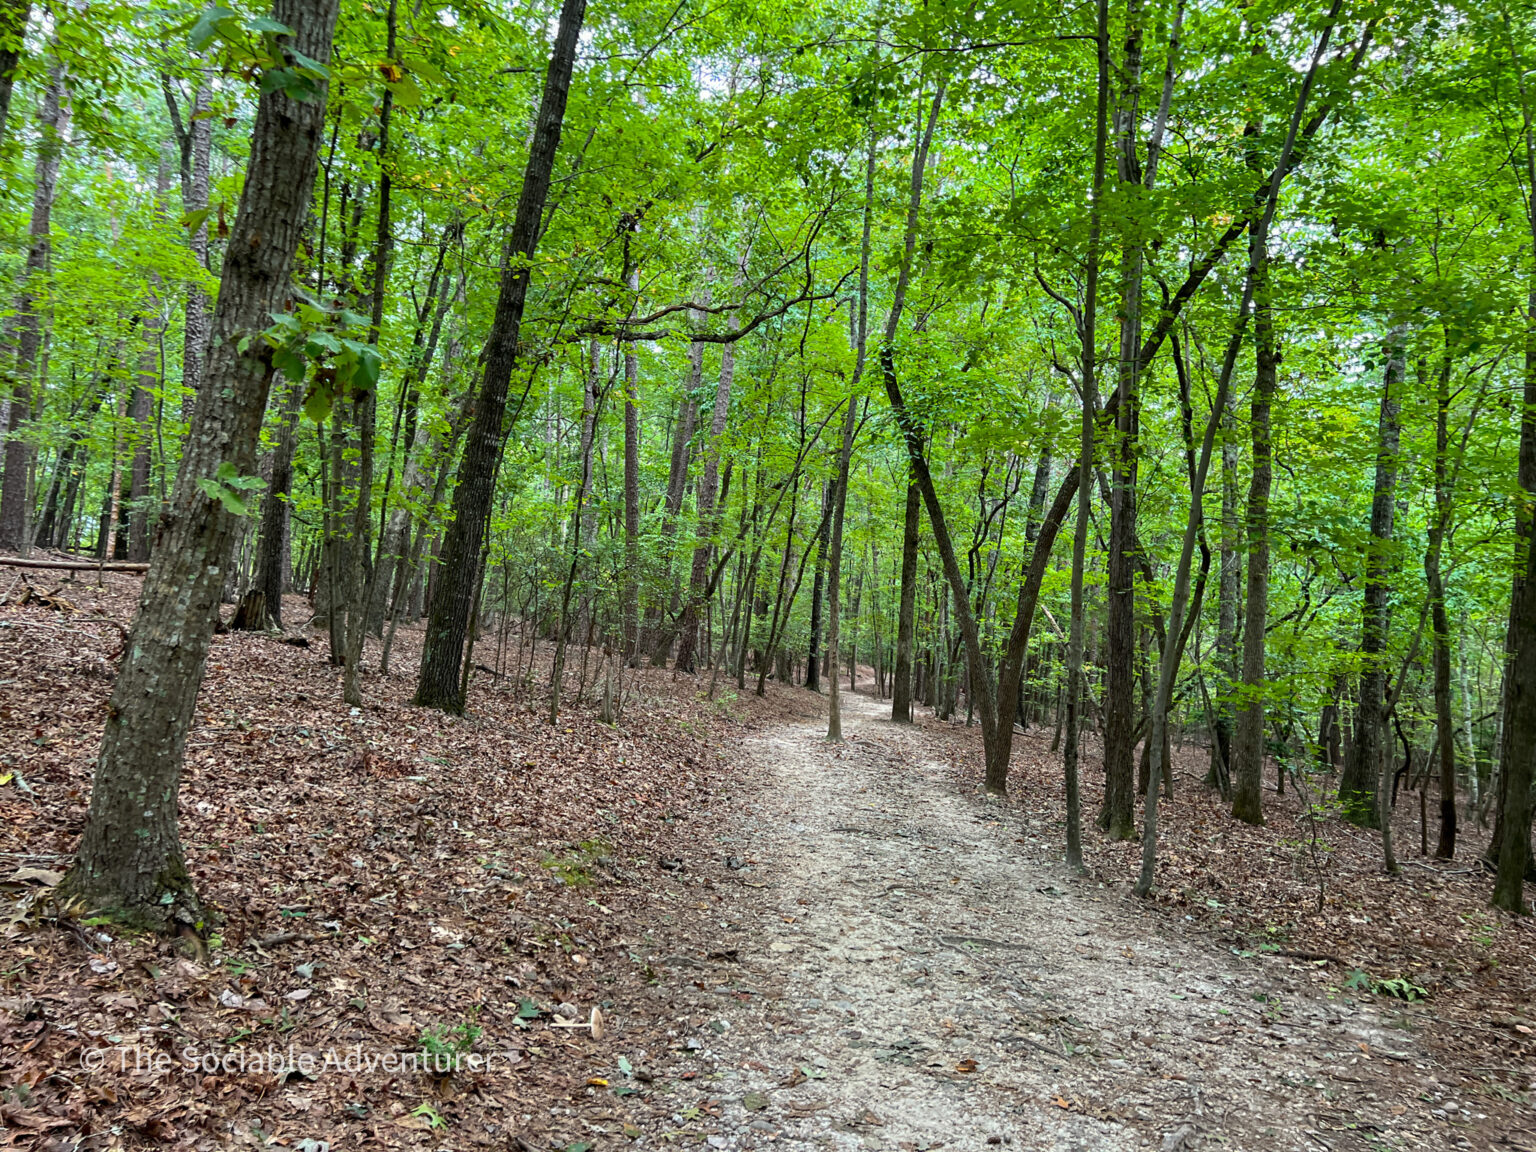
[180,208,213,233]
[189,5,237,52]
[303,382,335,424]
[244,15,293,35]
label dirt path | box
[640,690,1484,1152]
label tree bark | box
[1229,268,1277,827]
[1339,329,1406,827]
[675,260,746,673]
[826,127,876,740]
[806,478,832,692]
[1065,0,1111,870]
[1492,476,1536,912]
[233,374,301,630]
[891,467,920,720]
[415,0,586,712]
[621,241,642,665]
[1208,368,1239,796]
[1100,0,1146,841]
[1425,351,1458,858]
[172,81,213,417]
[61,0,340,930]
[342,0,396,705]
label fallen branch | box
[0,557,149,574]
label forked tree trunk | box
[415,0,586,712]
[61,0,340,930]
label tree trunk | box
[1492,473,1536,912]
[646,342,700,663]
[1229,274,1277,827]
[415,0,586,712]
[891,468,920,720]
[126,358,153,563]
[1208,369,1239,796]
[1099,0,1145,843]
[621,243,642,666]
[342,0,396,705]
[1339,329,1406,827]
[675,260,746,673]
[234,374,302,631]
[1425,351,1458,858]
[0,64,69,554]
[1065,0,1111,871]
[61,0,340,930]
[806,478,832,692]
[176,82,213,416]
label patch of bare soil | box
[631,690,1532,1152]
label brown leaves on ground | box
[0,570,771,1150]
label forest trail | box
[649,689,1474,1152]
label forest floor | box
[0,562,1533,1151]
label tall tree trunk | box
[1229,274,1277,826]
[806,478,832,692]
[825,125,875,740]
[884,81,1015,778]
[1339,329,1406,827]
[550,340,606,721]
[621,241,642,665]
[1065,0,1111,871]
[646,342,700,663]
[1426,351,1458,858]
[342,0,396,706]
[0,65,69,554]
[1100,0,1145,841]
[61,0,340,929]
[1208,374,1239,796]
[675,260,746,673]
[891,467,920,720]
[1488,13,1536,900]
[170,80,213,416]
[415,0,586,712]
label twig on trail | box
[998,1032,1062,1059]
[255,931,309,949]
[1271,948,1343,964]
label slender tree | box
[60,0,341,928]
[415,0,587,712]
